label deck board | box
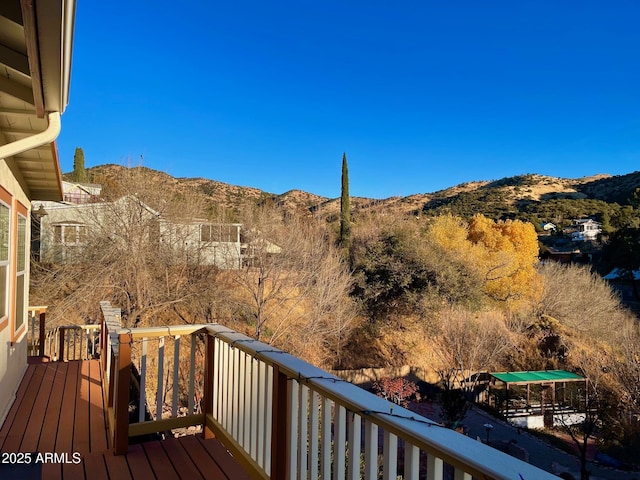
[125,443,158,479]
[161,437,205,480]
[0,362,35,444]
[0,359,250,480]
[21,362,57,451]
[177,435,227,480]
[142,440,181,480]
[198,435,252,480]
[0,363,45,452]
[73,361,91,454]
[39,363,68,452]
[56,361,80,453]
[88,360,109,452]
[103,451,133,480]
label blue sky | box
[57,1,640,199]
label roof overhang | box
[0,0,76,201]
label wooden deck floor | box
[0,359,249,480]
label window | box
[53,224,87,244]
[15,213,26,333]
[0,201,9,324]
[200,224,240,243]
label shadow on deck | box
[0,359,248,480]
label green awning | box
[490,370,584,385]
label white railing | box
[97,301,558,479]
[203,325,559,480]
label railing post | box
[203,333,215,439]
[114,332,132,455]
[271,364,289,480]
[38,310,46,357]
[58,327,65,362]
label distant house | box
[570,218,601,241]
[34,195,243,268]
[540,246,590,264]
[62,181,102,204]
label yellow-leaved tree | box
[467,214,541,307]
[428,214,541,310]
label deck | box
[0,359,249,480]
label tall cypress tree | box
[73,147,87,182]
[339,152,351,251]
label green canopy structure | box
[490,370,584,385]
[487,370,587,426]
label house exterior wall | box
[37,202,243,269]
[0,161,31,427]
[159,222,242,269]
[37,202,97,263]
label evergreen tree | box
[339,152,351,251]
[73,147,87,182]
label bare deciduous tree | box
[229,205,355,364]
[537,262,627,338]
[31,167,223,328]
[430,307,512,427]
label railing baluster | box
[237,349,246,447]
[383,430,398,480]
[364,420,379,480]
[212,337,220,420]
[298,384,309,480]
[250,356,259,460]
[309,390,319,480]
[30,311,35,354]
[348,412,362,480]
[188,334,196,415]
[242,351,251,450]
[232,345,240,441]
[256,360,266,469]
[404,444,420,480]
[321,397,331,479]
[334,404,347,480]
[139,337,147,423]
[288,380,299,478]
[454,468,472,480]
[427,454,444,480]
[204,333,215,439]
[172,335,180,418]
[222,340,230,431]
[157,336,165,420]
[264,364,273,476]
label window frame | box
[0,186,11,333]
[13,203,28,340]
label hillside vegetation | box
[48,165,640,457]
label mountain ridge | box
[65,164,639,220]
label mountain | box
[66,165,640,222]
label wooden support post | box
[114,332,132,455]
[38,310,46,357]
[58,327,65,362]
[203,334,215,439]
[271,365,289,480]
